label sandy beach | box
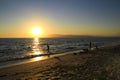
[0,45,120,80]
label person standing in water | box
[47,43,50,57]
[89,42,92,49]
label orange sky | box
[0,0,120,38]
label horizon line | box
[0,35,120,38]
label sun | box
[32,27,41,36]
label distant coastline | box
[0,35,120,39]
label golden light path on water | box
[30,38,82,62]
[31,38,47,61]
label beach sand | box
[0,45,120,80]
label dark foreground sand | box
[0,45,120,80]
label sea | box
[0,37,120,68]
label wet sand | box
[0,45,120,80]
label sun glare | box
[32,27,42,36]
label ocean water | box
[0,37,120,65]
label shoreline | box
[0,44,120,80]
[0,50,82,69]
[0,41,117,69]
[0,39,119,69]
[0,42,119,69]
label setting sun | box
[32,27,42,36]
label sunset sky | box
[0,0,120,38]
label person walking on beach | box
[47,43,50,57]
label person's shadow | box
[54,57,62,62]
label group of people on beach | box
[89,42,98,49]
[46,41,98,57]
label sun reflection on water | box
[34,57,43,61]
[34,52,41,55]
[30,38,48,62]
[33,38,39,48]
[32,38,41,55]
[31,56,48,62]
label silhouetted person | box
[89,42,92,49]
[47,43,50,57]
